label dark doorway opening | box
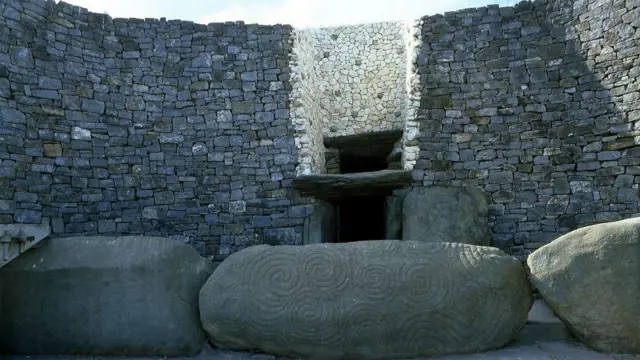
[329,134,399,242]
[335,194,386,243]
[298,131,411,245]
[324,130,403,175]
[339,151,388,173]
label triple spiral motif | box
[201,240,531,359]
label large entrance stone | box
[402,187,490,245]
[200,240,532,360]
[0,236,215,356]
[527,218,640,354]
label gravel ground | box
[5,341,640,360]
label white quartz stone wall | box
[402,20,422,171]
[313,22,407,137]
[291,21,419,175]
[290,30,327,176]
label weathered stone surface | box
[527,218,640,354]
[293,170,412,200]
[0,223,51,268]
[385,193,404,239]
[402,187,490,245]
[5,342,639,360]
[0,236,215,356]
[411,0,640,258]
[13,209,42,224]
[0,5,299,261]
[302,201,336,245]
[200,240,533,360]
[43,143,62,157]
[71,126,91,141]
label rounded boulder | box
[0,236,215,356]
[527,218,640,354]
[200,240,532,360]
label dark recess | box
[333,138,393,242]
[335,195,386,243]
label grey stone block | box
[200,241,532,359]
[0,236,215,356]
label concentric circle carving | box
[397,261,449,311]
[353,263,397,302]
[248,248,303,298]
[283,289,344,345]
[342,305,389,349]
[393,313,450,355]
[201,240,533,359]
[302,247,350,293]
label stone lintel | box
[292,170,412,200]
[323,130,403,149]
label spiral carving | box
[248,247,303,299]
[397,261,449,311]
[394,313,453,355]
[352,263,396,302]
[303,246,350,293]
[341,305,392,350]
[199,240,533,360]
[284,289,345,345]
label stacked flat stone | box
[411,0,640,258]
[1,0,639,262]
[291,22,410,176]
[0,0,310,261]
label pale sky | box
[59,0,520,28]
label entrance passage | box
[335,195,386,243]
[330,132,397,243]
[296,131,411,245]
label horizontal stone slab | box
[323,130,403,148]
[292,170,412,199]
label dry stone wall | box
[311,22,407,138]
[291,22,409,175]
[290,30,326,176]
[412,0,640,256]
[0,0,638,260]
[402,21,423,171]
[0,0,310,260]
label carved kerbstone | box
[200,240,532,360]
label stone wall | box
[0,0,309,260]
[1,0,638,260]
[412,0,639,256]
[291,22,409,175]
[402,21,423,171]
[311,22,407,138]
[290,29,327,176]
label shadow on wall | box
[414,0,639,255]
[0,0,308,259]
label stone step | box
[0,223,50,269]
[527,296,563,324]
[517,323,574,345]
[516,297,574,345]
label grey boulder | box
[402,187,490,245]
[0,236,215,356]
[527,218,640,354]
[200,240,532,360]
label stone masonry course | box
[0,0,638,260]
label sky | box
[60,0,521,28]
